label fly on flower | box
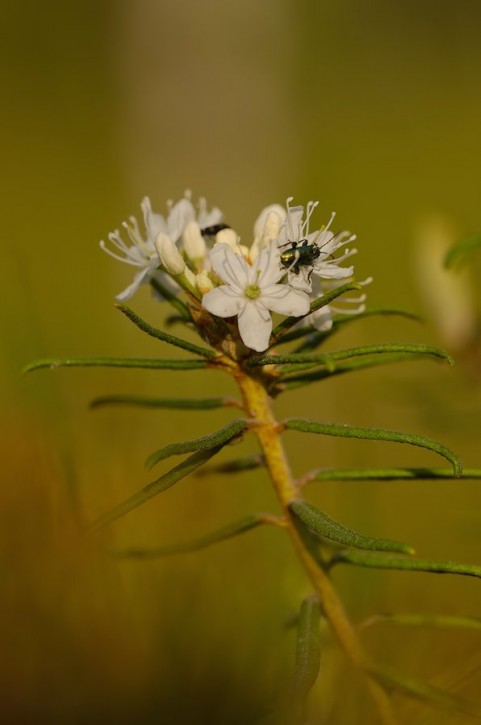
[279,239,322,278]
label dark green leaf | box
[145,419,248,469]
[115,513,269,558]
[89,446,223,533]
[285,418,462,476]
[196,454,265,476]
[293,596,321,713]
[116,304,217,358]
[333,550,481,579]
[444,233,481,269]
[276,353,440,392]
[273,306,421,350]
[289,500,413,554]
[249,343,452,369]
[270,282,362,341]
[24,357,210,373]
[90,395,241,411]
[304,467,481,484]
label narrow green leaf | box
[24,357,210,373]
[333,550,481,579]
[276,353,439,392]
[247,352,331,368]
[90,395,242,411]
[304,467,481,483]
[116,304,217,359]
[359,612,481,632]
[116,513,269,558]
[164,313,192,327]
[289,500,413,554]
[293,307,422,353]
[249,343,452,369]
[196,454,265,476]
[274,306,421,349]
[145,419,248,469]
[285,418,462,477]
[444,232,481,269]
[293,596,322,712]
[270,282,361,340]
[149,276,192,319]
[371,666,481,718]
[89,446,222,533]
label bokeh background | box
[2,1,481,723]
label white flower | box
[100,195,196,300]
[202,242,310,352]
[280,198,357,293]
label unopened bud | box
[215,228,239,249]
[196,270,214,295]
[253,204,286,242]
[155,233,185,275]
[182,221,206,261]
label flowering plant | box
[28,193,481,723]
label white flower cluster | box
[101,193,366,352]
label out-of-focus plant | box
[27,193,481,724]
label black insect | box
[200,223,231,238]
[280,238,321,276]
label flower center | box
[244,283,261,300]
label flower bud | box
[196,270,214,295]
[155,233,185,275]
[182,221,206,261]
[215,228,239,249]
[253,204,286,242]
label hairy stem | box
[234,367,397,725]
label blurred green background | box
[2,1,481,722]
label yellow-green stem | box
[235,367,397,725]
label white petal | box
[285,205,304,241]
[287,267,312,292]
[238,301,272,351]
[312,263,354,279]
[209,244,249,289]
[115,267,151,301]
[256,244,283,287]
[262,284,310,317]
[167,198,196,241]
[198,206,223,228]
[202,286,244,318]
[141,197,167,240]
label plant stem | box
[234,367,397,725]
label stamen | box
[100,240,142,266]
[330,303,366,315]
[286,196,295,240]
[358,276,373,287]
[302,200,319,237]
